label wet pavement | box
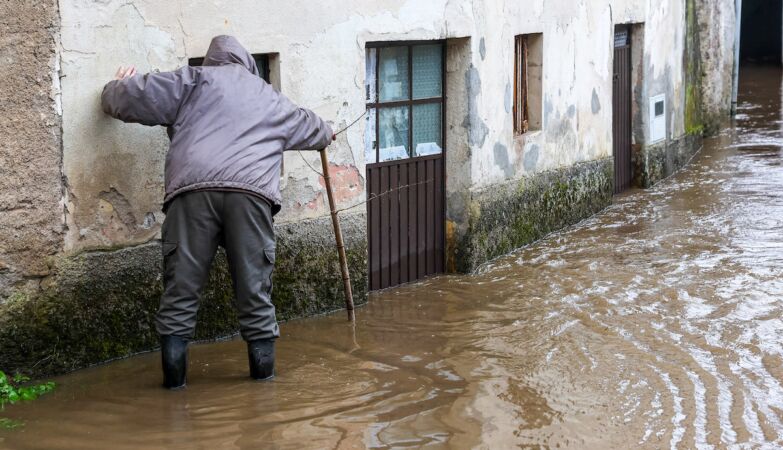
[2,65,783,449]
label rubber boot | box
[248,339,275,381]
[161,335,188,389]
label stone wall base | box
[635,134,703,188]
[0,214,367,377]
[451,158,614,273]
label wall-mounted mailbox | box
[649,94,666,143]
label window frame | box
[188,53,271,83]
[514,35,530,135]
[366,40,447,167]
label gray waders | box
[157,191,278,388]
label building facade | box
[0,0,737,375]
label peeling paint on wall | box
[523,144,540,172]
[318,164,364,204]
[464,65,489,148]
[493,143,514,178]
[591,88,601,114]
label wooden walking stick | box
[319,148,356,321]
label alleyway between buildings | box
[2,66,783,449]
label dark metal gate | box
[613,27,633,194]
[366,42,446,291]
[367,157,444,290]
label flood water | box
[3,66,783,449]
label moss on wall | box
[451,158,614,272]
[0,214,367,378]
[634,134,703,188]
[684,0,705,136]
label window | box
[514,34,543,135]
[365,42,445,164]
[188,54,272,83]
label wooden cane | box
[319,148,355,321]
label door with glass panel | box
[365,41,446,291]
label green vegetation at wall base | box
[0,370,55,429]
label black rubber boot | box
[161,335,188,390]
[248,339,275,381]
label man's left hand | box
[114,66,137,81]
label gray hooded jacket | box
[101,35,333,213]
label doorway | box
[365,42,446,291]
[741,0,783,65]
[613,26,633,194]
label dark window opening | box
[655,100,664,117]
[741,0,782,65]
[514,34,543,135]
[188,54,272,82]
[514,35,530,134]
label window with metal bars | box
[514,34,543,135]
[364,42,445,165]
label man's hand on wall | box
[114,66,137,80]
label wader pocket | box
[162,242,178,283]
[263,248,275,292]
[162,242,178,257]
[263,248,275,264]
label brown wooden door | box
[613,28,633,194]
[365,42,446,291]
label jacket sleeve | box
[280,95,334,151]
[101,67,196,126]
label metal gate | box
[613,27,633,194]
[365,42,446,291]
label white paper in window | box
[379,106,410,161]
[365,108,377,164]
[379,47,410,102]
[365,48,377,103]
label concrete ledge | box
[0,214,367,377]
[452,158,614,272]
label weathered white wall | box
[468,0,691,187]
[58,0,696,252]
[696,0,737,128]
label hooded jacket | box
[101,35,333,213]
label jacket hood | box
[202,35,259,76]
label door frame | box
[365,40,447,290]
[613,25,633,194]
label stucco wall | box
[0,0,64,299]
[55,0,699,251]
[696,0,736,132]
[57,0,475,254]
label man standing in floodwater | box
[101,35,334,389]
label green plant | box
[0,418,22,430]
[0,370,55,429]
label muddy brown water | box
[3,66,783,449]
